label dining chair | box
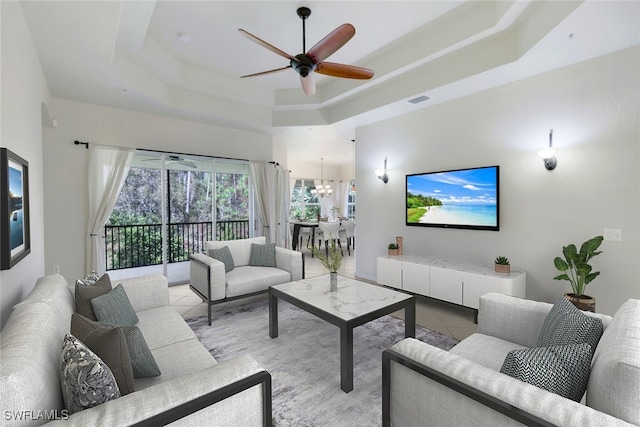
[339,220,356,255]
[316,221,343,256]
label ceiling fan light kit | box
[239,7,374,96]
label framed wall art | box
[0,148,31,270]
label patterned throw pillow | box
[538,297,604,354]
[208,246,235,272]
[91,284,139,327]
[70,313,135,395]
[249,243,277,267]
[75,274,113,321]
[60,334,120,414]
[500,343,593,402]
[76,272,101,287]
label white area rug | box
[187,296,458,426]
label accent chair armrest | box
[50,354,272,427]
[275,247,304,280]
[190,253,226,302]
[382,338,632,427]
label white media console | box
[376,255,526,321]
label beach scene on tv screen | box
[406,167,498,227]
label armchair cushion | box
[538,297,603,354]
[209,246,235,272]
[500,343,593,402]
[91,284,139,327]
[249,243,276,267]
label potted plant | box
[388,243,399,256]
[494,256,510,274]
[312,236,343,291]
[553,235,603,312]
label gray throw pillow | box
[75,274,113,321]
[91,284,139,327]
[76,272,101,287]
[500,343,593,402]
[116,325,161,378]
[538,297,603,354]
[249,243,276,267]
[208,246,235,272]
[70,313,135,395]
[60,334,120,414]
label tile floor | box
[169,245,478,341]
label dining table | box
[291,221,319,256]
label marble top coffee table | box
[269,275,415,393]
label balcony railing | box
[105,220,250,271]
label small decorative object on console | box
[388,243,399,256]
[494,256,510,274]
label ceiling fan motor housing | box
[291,54,316,77]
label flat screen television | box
[406,165,499,231]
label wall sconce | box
[375,157,389,183]
[538,129,557,171]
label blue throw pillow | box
[91,284,139,327]
[208,246,235,272]
[249,243,276,267]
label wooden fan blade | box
[238,29,295,60]
[301,74,316,96]
[315,62,374,79]
[241,66,291,78]
[307,23,355,63]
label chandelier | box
[311,158,333,198]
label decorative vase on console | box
[312,235,343,291]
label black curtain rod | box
[73,141,249,163]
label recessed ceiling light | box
[178,33,191,43]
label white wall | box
[42,98,273,285]
[356,46,640,316]
[0,1,51,326]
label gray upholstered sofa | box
[383,292,640,426]
[0,273,272,426]
[190,236,303,325]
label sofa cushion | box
[71,313,135,395]
[587,298,640,424]
[135,306,199,350]
[75,274,112,320]
[60,334,120,414]
[500,343,593,402]
[91,283,139,326]
[209,246,235,272]
[225,266,291,298]
[537,297,603,354]
[250,243,277,267]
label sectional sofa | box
[0,273,272,426]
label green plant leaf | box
[553,257,569,271]
[562,244,577,265]
[553,273,570,281]
[584,271,600,284]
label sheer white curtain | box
[275,167,290,248]
[86,146,134,275]
[250,161,275,243]
[249,161,290,246]
[339,181,350,219]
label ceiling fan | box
[239,7,374,96]
[142,155,198,169]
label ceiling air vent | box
[408,95,431,104]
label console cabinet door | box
[430,267,462,304]
[403,262,429,296]
[377,257,402,289]
[463,272,527,309]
